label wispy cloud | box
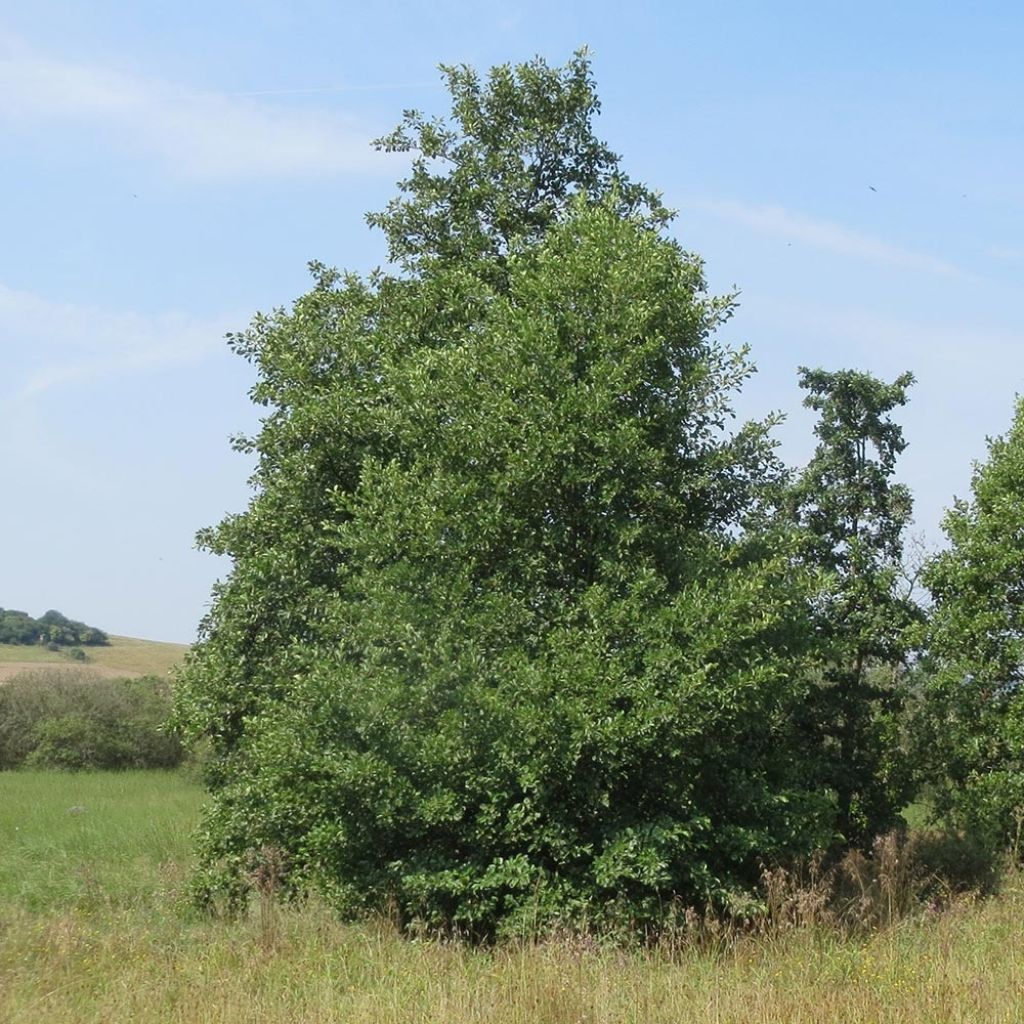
[0,35,399,179]
[686,198,967,279]
[191,82,434,99]
[0,283,235,402]
[988,245,1024,262]
[755,298,1024,370]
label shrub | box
[0,669,184,771]
[906,828,1001,899]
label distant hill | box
[0,634,188,683]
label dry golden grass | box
[2,888,1023,1023]
[0,635,187,680]
[82,635,188,676]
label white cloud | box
[0,36,398,179]
[686,198,967,279]
[0,282,235,401]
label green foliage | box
[0,608,41,644]
[175,53,835,936]
[367,49,669,283]
[787,368,920,846]
[920,397,1024,850]
[0,607,109,647]
[0,670,184,771]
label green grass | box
[0,771,204,911]
[0,635,188,680]
[1,771,1022,1022]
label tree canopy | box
[174,53,837,936]
[0,608,109,647]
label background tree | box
[175,55,833,936]
[920,397,1024,849]
[0,608,108,647]
[787,368,920,847]
[0,609,40,645]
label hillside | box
[0,634,188,682]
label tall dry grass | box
[1,771,1021,1023]
[2,884,1022,1023]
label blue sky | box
[2,1,1022,642]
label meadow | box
[1,769,1022,1023]
[0,635,187,682]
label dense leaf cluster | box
[917,399,1024,848]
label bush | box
[906,828,1001,899]
[0,669,184,771]
[25,716,129,771]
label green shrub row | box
[0,669,184,771]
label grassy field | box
[0,772,202,910]
[0,635,188,681]
[1,771,1023,1022]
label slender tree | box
[788,368,920,847]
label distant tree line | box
[0,608,109,647]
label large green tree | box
[175,54,831,936]
[787,368,920,847]
[920,398,1024,849]
[176,52,667,763]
